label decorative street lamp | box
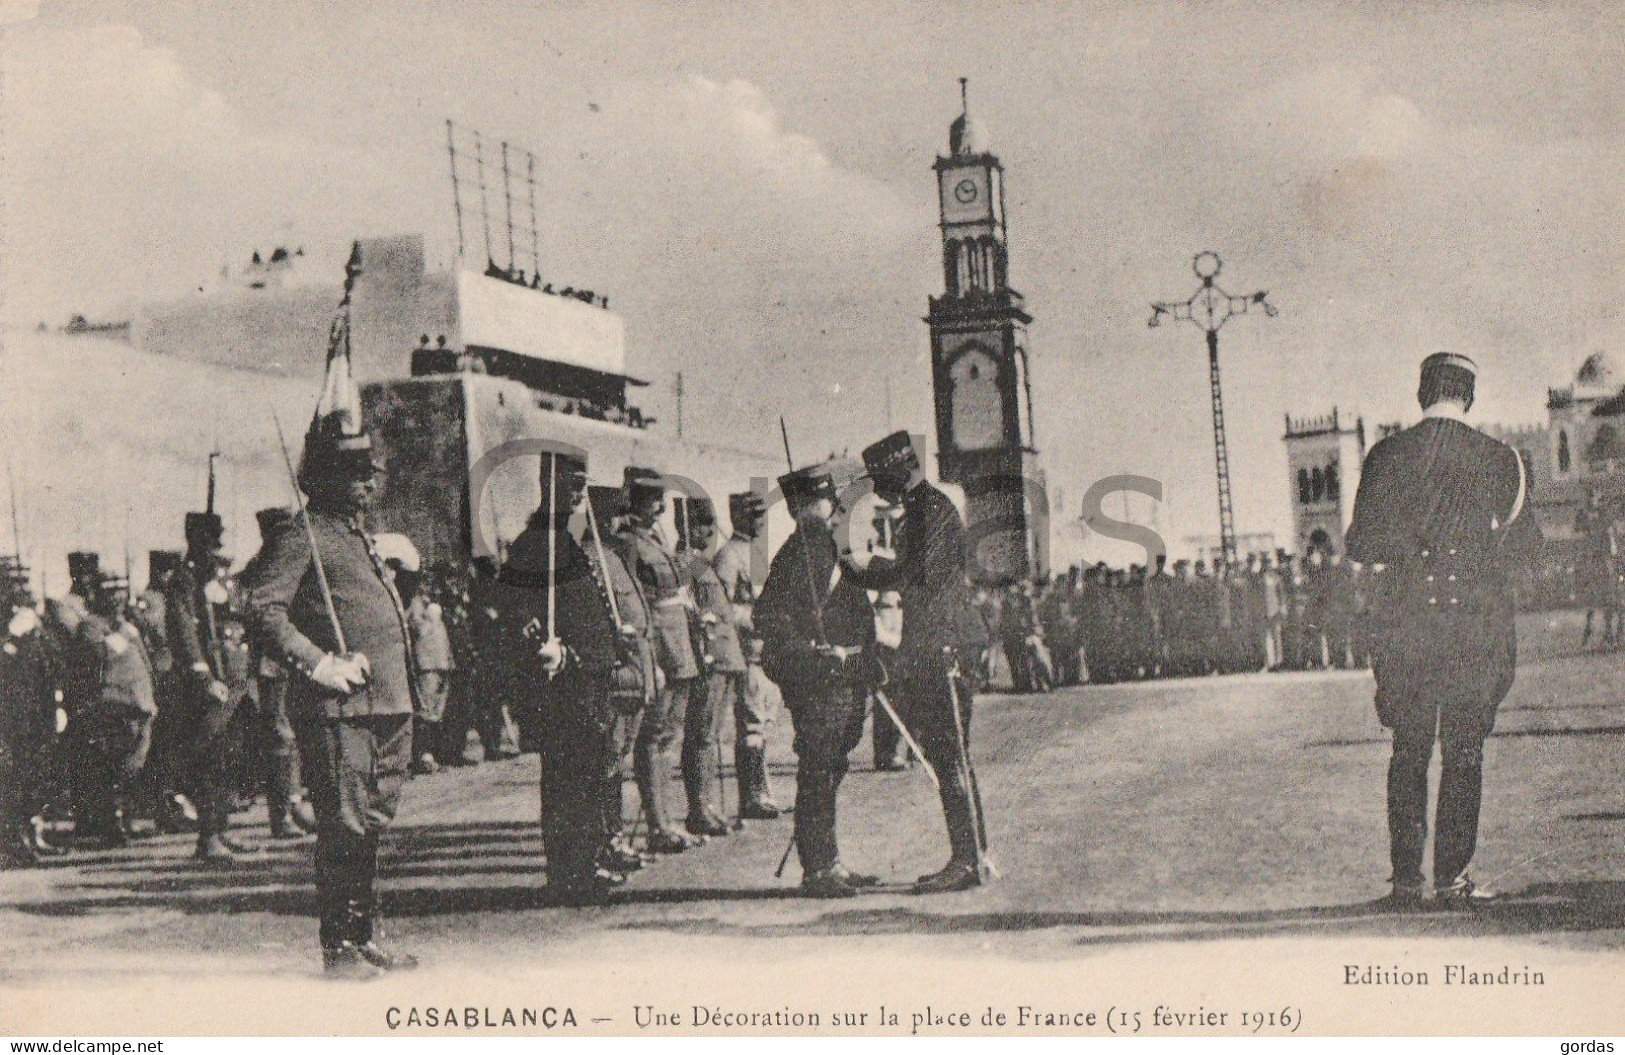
[1150,251,1277,568]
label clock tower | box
[927,80,1045,585]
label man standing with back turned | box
[1346,352,1542,906]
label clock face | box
[940,167,993,223]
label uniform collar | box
[1423,401,1469,424]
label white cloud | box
[1,24,423,322]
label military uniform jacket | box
[498,517,617,706]
[845,481,986,668]
[75,611,157,716]
[755,526,875,703]
[1346,415,1543,712]
[713,535,761,636]
[238,545,288,681]
[581,525,657,705]
[166,561,253,706]
[247,508,417,720]
[132,589,173,675]
[1,615,56,745]
[614,522,699,680]
[687,549,746,673]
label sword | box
[943,650,998,880]
[871,686,937,790]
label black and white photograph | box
[0,0,1622,1040]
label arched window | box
[1297,468,1312,504]
[1558,429,1572,474]
[949,345,1003,450]
[1325,463,1340,502]
[1588,424,1621,470]
[956,240,974,295]
[1310,466,1325,502]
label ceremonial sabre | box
[871,687,937,791]
[546,453,557,642]
[944,651,997,879]
[272,409,348,654]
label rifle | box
[6,460,22,573]
[271,409,348,654]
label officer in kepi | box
[754,460,878,898]
[846,430,991,894]
[499,450,623,904]
[714,490,781,818]
[1,557,64,865]
[168,499,259,863]
[615,466,705,853]
[247,370,420,979]
[1346,352,1543,907]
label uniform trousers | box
[1377,619,1505,889]
[537,684,615,894]
[682,670,726,819]
[253,673,302,818]
[786,682,867,874]
[292,711,411,949]
[634,678,693,832]
[894,657,981,866]
[72,707,152,836]
[183,686,246,837]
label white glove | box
[8,607,39,638]
[536,637,566,674]
[311,653,369,693]
[55,707,68,734]
[206,679,231,703]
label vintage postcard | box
[1,0,1622,1040]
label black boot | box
[915,764,983,894]
[266,752,306,838]
[737,745,781,819]
[349,842,417,971]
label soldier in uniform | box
[755,461,878,897]
[847,431,990,894]
[615,466,703,854]
[238,507,316,838]
[581,484,655,876]
[69,570,156,848]
[169,506,260,861]
[1,559,64,864]
[247,373,420,978]
[497,451,620,905]
[678,498,738,835]
[380,540,453,778]
[713,491,782,816]
[1346,352,1543,905]
[134,550,203,834]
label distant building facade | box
[1282,407,1366,557]
[1284,352,1625,601]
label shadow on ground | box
[16,813,1625,950]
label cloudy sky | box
[2,0,1621,557]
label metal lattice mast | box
[1150,251,1277,568]
[445,120,465,258]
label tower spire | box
[960,76,968,116]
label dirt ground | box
[3,610,1623,1036]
